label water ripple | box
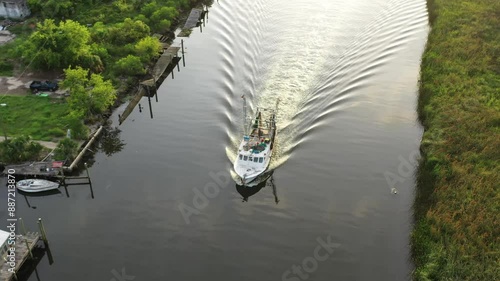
[218,0,427,170]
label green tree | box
[150,6,177,33]
[62,66,117,117]
[0,136,43,164]
[135,36,161,62]
[18,19,95,70]
[140,1,159,18]
[43,0,74,18]
[109,18,150,44]
[54,138,78,161]
[114,55,146,76]
[65,110,89,140]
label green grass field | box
[413,0,500,280]
[0,95,70,141]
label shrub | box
[54,137,78,161]
[114,55,146,76]
[47,128,67,138]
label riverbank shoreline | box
[412,0,499,279]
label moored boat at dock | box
[16,179,60,193]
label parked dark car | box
[29,80,59,92]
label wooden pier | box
[0,232,41,281]
[118,86,147,125]
[152,46,181,81]
[3,161,63,177]
[178,8,208,37]
[182,8,203,29]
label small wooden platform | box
[118,86,147,125]
[152,46,181,80]
[182,8,203,29]
[3,162,63,177]
[0,232,41,281]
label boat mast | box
[241,95,247,132]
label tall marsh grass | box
[413,0,500,280]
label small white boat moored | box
[16,179,60,193]
[234,96,279,185]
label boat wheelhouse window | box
[248,157,253,161]
[239,155,243,160]
[259,157,264,163]
[254,157,258,163]
[243,156,248,161]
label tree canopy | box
[62,66,117,117]
[135,36,162,62]
[18,19,98,70]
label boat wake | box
[215,0,428,177]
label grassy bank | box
[412,0,499,280]
[0,95,70,141]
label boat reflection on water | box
[235,171,279,203]
[19,189,63,209]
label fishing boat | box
[234,96,278,185]
[16,179,60,193]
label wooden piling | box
[148,95,153,119]
[84,163,91,184]
[19,217,27,235]
[171,62,175,79]
[37,218,49,245]
[153,77,158,102]
[181,39,186,67]
[89,181,94,199]
[59,164,65,186]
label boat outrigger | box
[234,96,279,185]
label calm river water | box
[1,0,428,280]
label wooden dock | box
[178,8,208,37]
[3,161,63,177]
[118,86,148,125]
[182,8,203,29]
[152,46,181,81]
[0,232,41,281]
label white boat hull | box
[234,149,273,185]
[234,96,278,186]
[16,179,60,193]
